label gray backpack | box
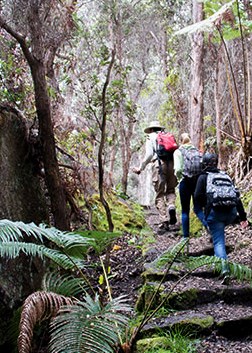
[180,146,202,177]
[206,171,239,208]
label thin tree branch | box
[98,48,116,233]
[0,15,35,65]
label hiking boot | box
[169,208,177,225]
[157,221,169,235]
[220,266,230,285]
[221,274,230,285]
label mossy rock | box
[135,336,169,353]
[140,228,156,256]
[164,288,200,310]
[142,263,179,283]
[140,313,214,338]
[135,282,165,312]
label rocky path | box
[141,207,252,353]
[100,204,252,352]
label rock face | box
[0,105,49,351]
[0,105,48,223]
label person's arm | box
[236,197,249,227]
[173,148,183,181]
[194,174,207,208]
[133,134,155,174]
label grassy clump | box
[137,330,199,353]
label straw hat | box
[144,120,164,134]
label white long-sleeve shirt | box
[139,132,158,171]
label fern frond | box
[18,291,73,353]
[185,255,222,272]
[38,224,95,252]
[0,242,84,269]
[185,255,252,283]
[76,230,120,254]
[49,294,131,353]
[42,272,88,297]
[153,238,189,268]
[0,219,44,242]
[0,220,95,255]
[229,261,252,282]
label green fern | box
[0,219,95,269]
[152,238,189,268]
[49,293,131,353]
[185,255,252,282]
[42,271,89,297]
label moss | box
[140,228,156,256]
[136,337,169,353]
[86,192,146,233]
[135,282,165,313]
[240,189,252,218]
[183,315,214,330]
[189,211,204,237]
[166,315,214,336]
[164,288,199,310]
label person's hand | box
[132,167,141,175]
[175,170,182,181]
[240,220,249,228]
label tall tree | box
[0,1,76,230]
[189,0,204,148]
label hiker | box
[173,133,208,238]
[194,152,248,283]
[132,120,178,234]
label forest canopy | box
[0,0,252,227]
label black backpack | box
[206,171,239,208]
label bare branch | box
[0,15,35,65]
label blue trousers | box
[206,207,237,260]
[179,177,208,237]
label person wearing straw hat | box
[133,120,178,234]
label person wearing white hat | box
[133,120,178,234]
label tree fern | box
[49,293,131,353]
[0,219,95,269]
[42,271,89,297]
[0,241,84,269]
[18,291,74,353]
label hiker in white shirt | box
[133,120,178,234]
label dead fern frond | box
[175,0,235,35]
[18,291,73,353]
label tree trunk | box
[0,7,70,230]
[30,61,70,230]
[189,0,204,148]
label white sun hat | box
[144,120,164,134]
